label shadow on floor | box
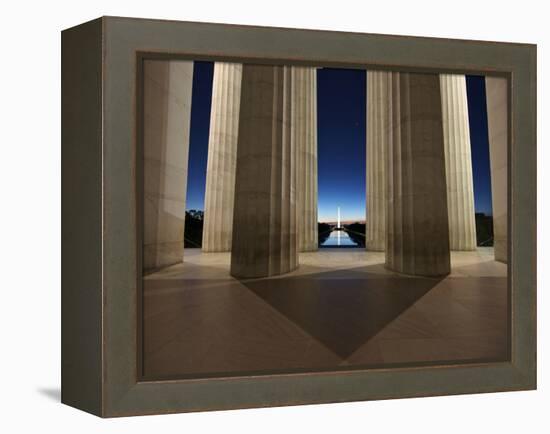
[240,265,444,359]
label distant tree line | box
[318,223,332,246]
[341,218,493,248]
[184,210,203,248]
[183,212,492,250]
[475,213,494,246]
[344,222,365,247]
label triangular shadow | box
[240,265,444,360]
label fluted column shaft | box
[231,65,297,278]
[366,71,389,251]
[292,67,318,252]
[485,76,508,263]
[385,72,451,276]
[440,74,477,251]
[143,60,193,271]
[202,63,242,252]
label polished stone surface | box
[385,72,450,276]
[143,60,193,271]
[440,74,477,251]
[143,247,508,379]
[292,67,318,252]
[486,76,508,263]
[231,65,298,278]
[202,63,242,252]
[366,71,389,251]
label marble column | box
[385,72,451,276]
[231,64,297,278]
[485,76,508,263]
[366,71,390,251]
[202,62,242,252]
[143,60,193,271]
[440,74,477,251]
[292,67,318,252]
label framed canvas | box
[61,16,536,417]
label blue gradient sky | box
[185,63,493,219]
[185,62,213,212]
[466,75,493,215]
[317,68,366,221]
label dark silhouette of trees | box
[475,213,494,246]
[318,222,332,246]
[344,222,365,247]
[185,214,488,250]
[184,210,203,248]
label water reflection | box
[320,230,358,247]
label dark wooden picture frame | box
[61,16,536,417]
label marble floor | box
[142,247,508,380]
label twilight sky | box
[185,62,493,220]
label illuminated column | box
[143,60,193,271]
[485,76,508,263]
[385,72,451,276]
[292,66,318,252]
[440,74,477,251]
[231,65,298,278]
[202,62,242,252]
[366,70,390,251]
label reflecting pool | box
[320,230,358,247]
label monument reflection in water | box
[321,230,358,247]
[320,207,360,247]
